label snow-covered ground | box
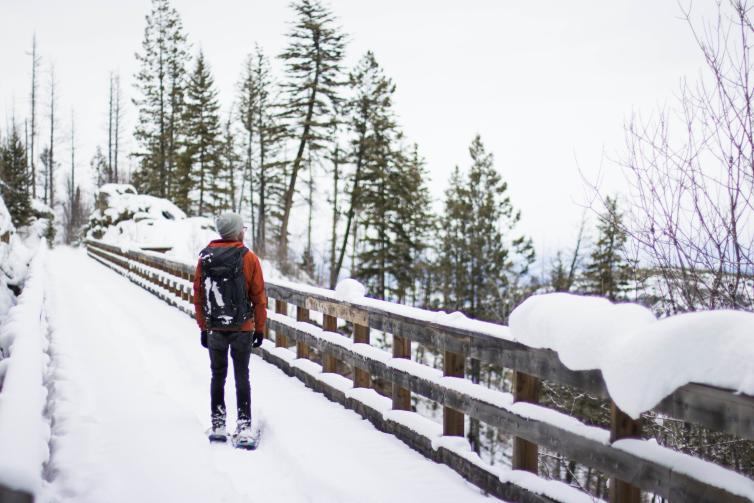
[32,246,491,503]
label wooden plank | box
[296,306,310,359]
[610,403,641,503]
[275,299,288,348]
[304,296,369,326]
[443,350,464,437]
[322,314,338,373]
[353,323,370,388]
[513,371,540,474]
[392,334,411,409]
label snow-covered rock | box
[87,184,218,263]
[510,293,754,418]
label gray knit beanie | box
[216,212,244,240]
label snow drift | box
[0,246,49,496]
[87,184,218,262]
[509,293,754,418]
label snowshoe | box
[207,424,228,443]
[231,421,261,450]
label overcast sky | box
[1,0,715,270]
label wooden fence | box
[85,239,754,503]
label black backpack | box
[199,245,253,330]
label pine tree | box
[332,51,387,286]
[237,46,286,256]
[132,0,189,199]
[277,0,346,265]
[438,135,534,321]
[0,124,33,226]
[391,144,434,303]
[179,51,224,216]
[584,197,633,301]
[349,52,401,299]
[91,146,111,187]
[220,109,240,212]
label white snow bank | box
[510,293,754,418]
[0,246,49,495]
[0,196,34,324]
[88,184,218,263]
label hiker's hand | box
[252,331,264,348]
[201,330,208,348]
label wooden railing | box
[85,239,754,503]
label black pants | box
[208,331,252,426]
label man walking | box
[193,212,266,446]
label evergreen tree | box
[237,46,286,256]
[179,51,224,216]
[391,144,434,303]
[277,0,346,264]
[350,52,401,299]
[437,135,534,322]
[584,197,633,300]
[333,51,387,286]
[220,109,240,212]
[91,146,111,187]
[132,0,189,199]
[0,124,33,226]
[348,54,433,301]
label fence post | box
[296,306,310,359]
[322,314,338,372]
[443,351,464,436]
[392,335,411,409]
[0,483,33,503]
[353,324,371,388]
[512,371,540,473]
[609,403,641,503]
[275,299,288,348]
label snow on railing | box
[0,246,48,502]
[85,239,754,503]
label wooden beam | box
[610,403,642,503]
[322,314,338,373]
[512,371,540,474]
[392,334,411,409]
[353,323,371,388]
[296,306,310,359]
[443,350,464,437]
[275,299,288,348]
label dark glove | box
[201,330,208,348]
[252,331,264,348]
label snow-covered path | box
[42,247,490,503]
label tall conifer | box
[277,0,346,264]
[132,0,189,199]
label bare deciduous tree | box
[619,0,754,312]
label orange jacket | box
[193,240,267,333]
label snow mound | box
[0,246,49,496]
[335,278,366,301]
[87,184,217,262]
[0,197,34,322]
[510,293,754,418]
